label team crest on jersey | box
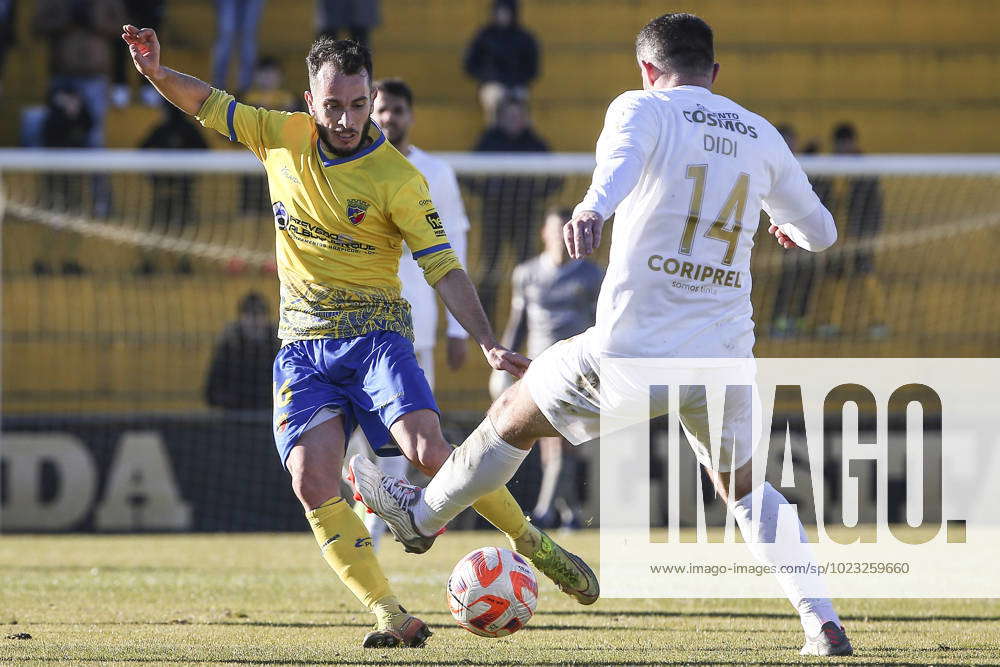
[346,198,370,225]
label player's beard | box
[320,118,374,158]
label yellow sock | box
[472,485,530,541]
[306,496,394,610]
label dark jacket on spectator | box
[473,126,549,153]
[42,89,93,147]
[464,24,539,87]
[205,322,279,410]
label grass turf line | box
[0,532,998,665]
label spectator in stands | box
[212,0,266,93]
[0,0,16,98]
[464,0,539,125]
[770,123,820,338]
[468,96,561,321]
[816,122,889,339]
[495,207,603,529]
[109,0,164,107]
[243,56,298,111]
[140,101,207,218]
[34,0,125,149]
[240,56,298,215]
[205,292,279,410]
[42,84,93,150]
[35,83,91,274]
[316,0,380,47]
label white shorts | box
[523,331,760,473]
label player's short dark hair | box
[306,38,373,84]
[636,13,715,77]
[833,122,857,142]
[374,78,413,108]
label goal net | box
[2,150,998,530]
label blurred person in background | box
[469,95,561,322]
[816,122,888,339]
[353,76,472,549]
[243,56,298,111]
[138,99,208,274]
[770,123,821,338]
[205,291,279,410]
[316,0,380,48]
[35,83,91,275]
[0,0,16,98]
[241,56,298,215]
[34,0,125,149]
[463,0,539,125]
[34,0,123,218]
[109,0,163,107]
[496,207,602,529]
[212,0,266,93]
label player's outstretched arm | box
[434,269,531,378]
[121,24,210,115]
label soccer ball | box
[447,546,538,637]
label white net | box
[2,151,999,415]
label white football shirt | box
[575,86,835,358]
[398,146,470,351]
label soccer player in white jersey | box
[350,13,853,657]
[350,77,471,549]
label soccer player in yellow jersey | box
[122,24,598,648]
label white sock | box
[364,456,411,550]
[412,418,529,536]
[731,482,841,636]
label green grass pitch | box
[1,531,998,665]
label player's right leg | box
[274,341,431,648]
[350,334,602,604]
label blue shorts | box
[272,331,438,468]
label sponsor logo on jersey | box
[683,108,759,138]
[347,198,370,225]
[425,211,446,237]
[280,166,302,185]
[273,201,289,230]
[647,254,744,288]
[354,537,373,548]
[276,209,377,255]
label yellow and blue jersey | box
[196,88,462,342]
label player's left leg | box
[709,463,853,656]
[343,330,535,550]
[351,380,599,604]
[680,383,851,657]
[350,333,602,604]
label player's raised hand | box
[121,25,162,80]
[485,345,531,379]
[768,224,798,250]
[564,210,605,258]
